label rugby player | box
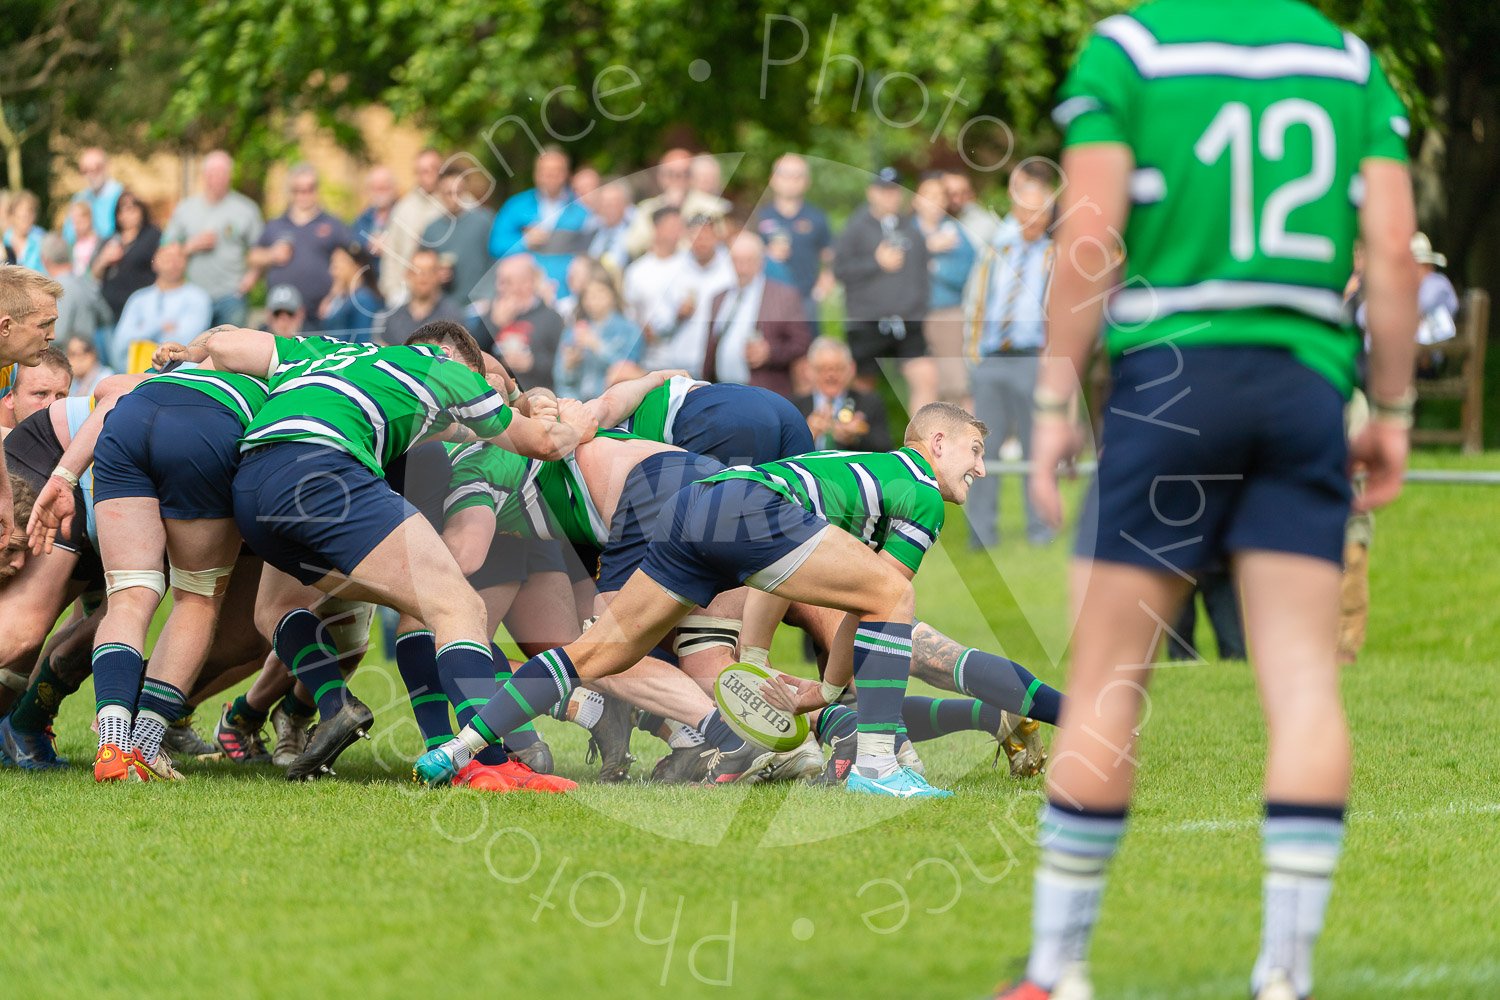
[0,347,72,438]
[997,3,1418,998]
[0,264,63,546]
[166,321,597,778]
[415,402,987,798]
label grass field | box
[3,453,1498,999]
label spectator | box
[67,201,101,276]
[793,337,892,452]
[943,169,999,248]
[112,241,213,371]
[65,336,114,398]
[0,191,9,260]
[625,149,732,258]
[470,254,564,390]
[557,255,609,325]
[555,274,643,400]
[584,177,634,274]
[689,156,734,214]
[832,167,934,409]
[1413,232,1459,347]
[263,284,307,338]
[961,158,1059,548]
[40,233,109,345]
[351,164,399,284]
[0,346,72,435]
[163,149,265,328]
[1166,567,1246,661]
[376,248,466,345]
[623,207,688,350]
[66,147,124,241]
[422,163,496,306]
[753,153,835,322]
[380,148,447,304]
[571,165,602,203]
[3,192,46,273]
[93,191,161,324]
[250,165,353,331]
[914,174,976,405]
[658,214,734,376]
[702,231,810,398]
[318,242,385,343]
[488,147,590,299]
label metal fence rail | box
[984,461,1500,485]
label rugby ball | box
[714,663,810,753]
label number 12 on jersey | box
[1195,98,1336,264]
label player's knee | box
[865,574,914,622]
[169,563,235,599]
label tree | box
[0,0,106,191]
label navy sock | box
[469,647,576,747]
[954,648,1063,725]
[92,643,145,715]
[10,655,82,732]
[131,679,188,763]
[492,643,540,752]
[852,621,913,772]
[815,704,857,745]
[273,609,346,721]
[901,696,1002,742]
[636,711,666,736]
[395,630,453,748]
[696,709,746,752]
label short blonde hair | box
[904,401,987,444]
[0,264,64,322]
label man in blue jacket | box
[488,147,592,301]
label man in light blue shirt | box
[962,160,1058,548]
[111,242,212,371]
[64,147,124,242]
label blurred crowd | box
[2,142,1461,551]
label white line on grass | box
[1156,799,1500,834]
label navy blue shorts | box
[1077,347,1351,573]
[93,382,244,519]
[232,443,418,585]
[640,478,827,608]
[674,385,814,466]
[597,451,725,594]
[471,536,567,590]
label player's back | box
[1059,0,1409,394]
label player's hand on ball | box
[759,672,824,714]
[152,342,188,368]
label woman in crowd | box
[3,191,47,273]
[94,191,161,320]
[66,336,115,398]
[319,242,385,343]
[68,201,102,275]
[554,273,643,399]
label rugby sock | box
[9,655,83,732]
[696,709,746,752]
[131,679,187,764]
[953,648,1063,726]
[492,643,541,751]
[279,688,317,719]
[227,694,269,731]
[556,688,605,729]
[901,696,1002,742]
[1025,801,1127,990]
[851,621,913,779]
[1251,802,1345,998]
[273,609,345,721]
[666,722,705,749]
[93,643,145,749]
[395,630,452,747]
[469,647,576,748]
[437,640,511,765]
[815,703,857,746]
[636,711,666,736]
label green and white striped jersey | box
[241,338,513,474]
[1055,0,1409,395]
[150,366,269,428]
[443,442,607,548]
[699,448,947,573]
[615,375,704,443]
